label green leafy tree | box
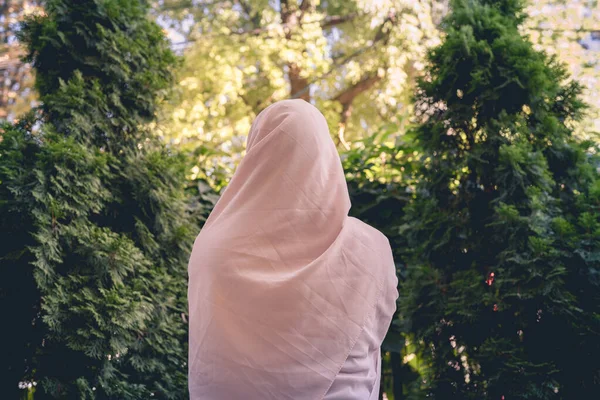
[0,0,197,398]
[399,0,600,398]
[156,0,443,189]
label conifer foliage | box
[400,0,600,398]
[0,0,195,398]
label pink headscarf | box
[188,99,397,399]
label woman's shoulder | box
[346,216,398,286]
[346,216,391,250]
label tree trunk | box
[391,351,404,400]
[281,0,311,101]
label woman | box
[188,99,398,399]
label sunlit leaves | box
[156,0,443,188]
[523,0,600,139]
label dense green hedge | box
[0,1,203,398]
[397,0,600,398]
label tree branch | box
[334,75,381,105]
[329,10,395,148]
[280,0,291,23]
[299,0,315,22]
[333,75,380,150]
[299,0,311,11]
[289,62,310,101]
[322,13,359,28]
[336,102,352,150]
[373,11,398,44]
[280,0,310,101]
[236,0,252,16]
[236,0,261,28]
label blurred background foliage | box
[2,0,599,188]
[0,0,40,120]
[153,0,443,190]
[525,0,600,138]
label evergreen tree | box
[0,0,198,398]
[399,0,600,398]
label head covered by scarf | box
[188,99,397,399]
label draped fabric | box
[188,99,398,399]
[324,270,399,399]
